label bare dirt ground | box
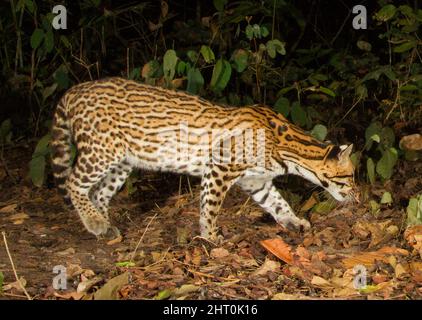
[0,144,421,300]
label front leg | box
[237,177,310,231]
[199,164,242,242]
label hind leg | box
[67,154,123,236]
[90,161,132,218]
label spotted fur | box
[51,77,358,241]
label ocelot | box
[51,77,358,242]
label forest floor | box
[0,143,421,300]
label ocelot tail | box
[51,77,358,242]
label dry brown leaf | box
[260,238,293,265]
[311,276,332,288]
[0,203,17,213]
[54,291,85,300]
[107,235,123,245]
[300,192,318,212]
[394,263,408,279]
[3,277,27,292]
[210,247,230,259]
[8,212,29,224]
[342,246,409,268]
[400,134,422,151]
[253,258,280,276]
[77,276,103,293]
[404,225,422,257]
[56,247,75,256]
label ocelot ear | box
[339,144,353,160]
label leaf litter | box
[0,149,421,299]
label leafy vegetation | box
[0,0,421,225]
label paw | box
[279,217,311,233]
[200,229,224,245]
[83,215,111,236]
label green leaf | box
[260,26,269,38]
[142,60,161,79]
[23,0,35,13]
[393,41,416,53]
[186,68,204,94]
[370,134,380,143]
[186,50,198,63]
[115,261,136,267]
[0,271,3,294]
[365,122,382,150]
[210,59,232,93]
[380,127,395,147]
[310,124,328,141]
[383,67,396,81]
[376,147,398,180]
[357,40,372,51]
[291,101,306,127]
[375,4,397,22]
[266,39,286,58]
[274,96,290,117]
[213,0,227,11]
[319,86,336,97]
[163,49,178,82]
[176,61,186,75]
[33,133,51,157]
[313,200,336,214]
[245,25,254,40]
[400,84,418,91]
[380,191,393,205]
[42,83,58,101]
[44,29,54,53]
[200,45,215,63]
[30,28,44,49]
[367,157,376,184]
[54,68,70,89]
[230,49,249,73]
[155,289,172,300]
[29,155,46,187]
[406,195,422,226]
[370,200,380,215]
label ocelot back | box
[51,77,358,241]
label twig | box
[1,231,32,300]
[130,210,159,261]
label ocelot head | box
[268,117,359,204]
[319,144,359,203]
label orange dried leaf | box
[260,238,293,264]
[342,246,409,268]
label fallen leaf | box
[107,235,123,245]
[404,225,422,258]
[210,247,230,259]
[400,134,422,151]
[155,289,172,300]
[311,276,332,288]
[172,284,199,297]
[394,263,408,279]
[93,272,129,300]
[0,203,17,213]
[272,292,307,300]
[253,258,280,276]
[260,238,293,264]
[342,246,409,268]
[56,247,75,256]
[3,277,27,292]
[54,291,85,300]
[77,276,103,293]
[8,212,29,224]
